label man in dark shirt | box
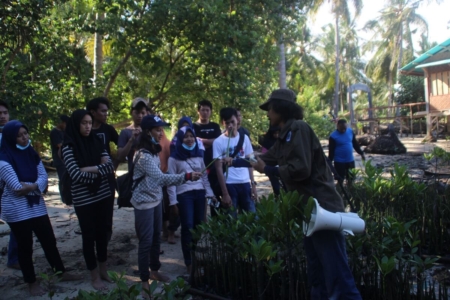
[49,115,69,201]
[193,100,222,206]
[87,97,119,166]
[252,88,361,300]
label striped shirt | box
[0,161,48,223]
[131,150,186,210]
[61,145,114,207]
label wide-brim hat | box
[259,89,297,111]
[141,115,171,130]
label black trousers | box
[74,197,113,270]
[8,215,65,283]
[333,161,356,182]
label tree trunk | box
[278,39,287,89]
[396,25,403,83]
[388,67,393,117]
[333,14,340,117]
[93,12,104,85]
[103,49,132,97]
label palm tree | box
[311,0,363,116]
[364,0,428,108]
[317,20,365,114]
[287,21,331,93]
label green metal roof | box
[400,38,450,76]
[416,58,450,69]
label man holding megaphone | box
[251,89,362,300]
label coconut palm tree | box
[314,19,365,114]
[364,0,428,108]
[311,0,363,116]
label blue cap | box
[141,115,171,130]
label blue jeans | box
[7,232,18,266]
[177,189,206,266]
[134,202,162,282]
[304,230,361,300]
[226,183,256,217]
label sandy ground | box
[0,136,446,299]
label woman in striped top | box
[61,109,115,291]
[0,120,80,296]
[131,115,202,298]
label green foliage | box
[1,0,318,153]
[39,270,63,300]
[298,85,335,138]
[193,191,309,299]
[396,74,425,105]
[193,164,450,299]
[67,271,190,300]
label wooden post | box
[410,105,413,139]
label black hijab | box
[63,110,105,194]
[63,109,104,167]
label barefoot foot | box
[150,271,170,283]
[99,271,113,283]
[98,262,113,283]
[141,281,150,299]
[29,282,46,297]
[167,231,177,245]
[92,276,108,291]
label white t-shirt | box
[212,132,253,184]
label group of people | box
[0,88,365,299]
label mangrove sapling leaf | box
[304,197,315,224]
[375,255,396,276]
[264,260,283,277]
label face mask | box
[182,143,196,151]
[16,139,31,150]
[151,136,159,145]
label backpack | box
[117,151,145,208]
[60,170,73,205]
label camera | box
[207,197,220,208]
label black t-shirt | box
[50,128,64,167]
[91,123,119,155]
[193,121,222,167]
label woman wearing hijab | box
[131,115,202,298]
[167,126,214,275]
[164,116,205,244]
[61,109,115,291]
[0,120,80,296]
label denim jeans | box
[226,183,255,217]
[304,230,361,300]
[7,232,18,266]
[134,202,162,282]
[177,189,206,266]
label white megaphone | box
[303,199,365,237]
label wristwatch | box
[251,181,257,186]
